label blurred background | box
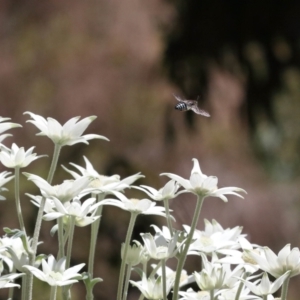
[0,0,300,299]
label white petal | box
[191,158,202,175]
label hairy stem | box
[172,195,204,300]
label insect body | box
[174,95,210,117]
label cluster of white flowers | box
[0,112,297,300]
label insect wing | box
[173,94,184,102]
[191,106,210,117]
[185,100,197,106]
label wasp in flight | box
[174,95,210,117]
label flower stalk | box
[26,143,62,300]
[163,199,173,236]
[280,275,291,300]
[88,193,104,277]
[50,286,57,300]
[117,212,138,300]
[235,271,249,300]
[122,262,133,300]
[172,195,204,300]
[14,167,27,237]
[161,259,167,300]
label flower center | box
[200,235,213,247]
[242,250,258,265]
[49,271,63,281]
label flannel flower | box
[0,273,24,289]
[121,242,147,266]
[247,244,300,278]
[239,271,290,297]
[161,158,246,201]
[99,193,169,218]
[194,253,244,291]
[24,173,92,203]
[0,143,45,168]
[151,225,174,241]
[4,236,44,272]
[0,171,14,200]
[0,117,21,143]
[62,156,143,194]
[24,255,85,287]
[24,112,108,146]
[179,288,210,300]
[185,219,243,255]
[42,197,101,227]
[141,231,180,260]
[215,286,256,300]
[27,194,56,214]
[152,264,191,287]
[136,180,183,201]
[130,274,174,300]
[217,236,260,274]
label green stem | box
[14,167,27,235]
[235,271,249,300]
[62,217,75,300]
[149,261,162,278]
[57,217,65,260]
[47,144,62,184]
[14,167,33,300]
[21,274,27,300]
[88,193,104,277]
[280,275,291,300]
[65,216,75,269]
[50,285,57,300]
[172,195,204,300]
[210,290,214,300]
[138,294,144,300]
[142,260,147,275]
[161,259,167,300]
[8,266,16,300]
[163,199,173,236]
[117,212,138,300]
[26,144,62,300]
[122,263,133,300]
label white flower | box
[0,273,24,289]
[161,159,246,201]
[179,288,210,300]
[247,244,300,278]
[217,236,260,273]
[100,193,169,218]
[62,156,144,194]
[152,264,191,287]
[185,219,243,255]
[121,242,146,266]
[0,143,45,168]
[130,274,174,300]
[42,197,101,227]
[194,253,243,291]
[27,194,56,214]
[24,112,109,146]
[0,171,14,200]
[141,231,180,260]
[216,286,257,300]
[24,173,92,202]
[136,180,184,201]
[24,255,85,286]
[239,271,290,297]
[0,117,22,143]
[151,225,174,241]
[0,236,43,272]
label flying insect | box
[174,95,210,117]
